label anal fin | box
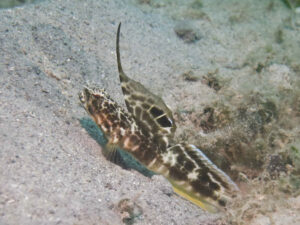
[172,185,219,213]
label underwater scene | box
[0,0,299,224]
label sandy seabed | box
[0,0,299,224]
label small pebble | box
[174,21,201,43]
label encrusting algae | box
[79,23,238,213]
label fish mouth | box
[78,90,86,104]
[78,88,90,111]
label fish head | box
[79,87,111,115]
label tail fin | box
[162,143,238,212]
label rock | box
[174,21,201,43]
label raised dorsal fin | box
[116,22,128,83]
[116,23,176,147]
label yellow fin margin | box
[172,185,219,213]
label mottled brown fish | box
[79,23,238,212]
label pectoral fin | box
[103,143,120,164]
